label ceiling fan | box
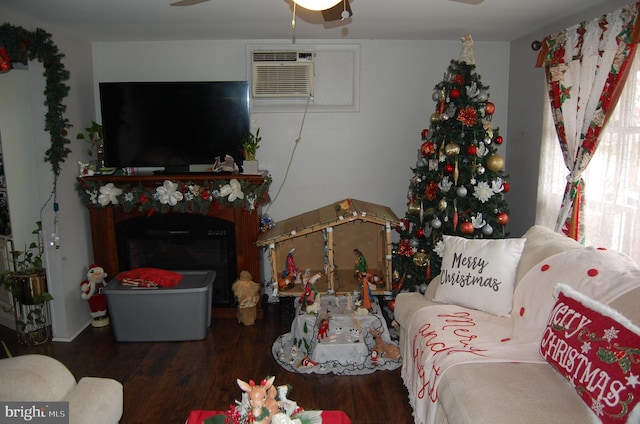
[170,0,353,22]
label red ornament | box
[421,141,436,157]
[449,87,460,99]
[416,228,425,238]
[495,135,503,145]
[0,47,12,74]
[485,102,496,115]
[425,181,439,201]
[457,106,478,127]
[443,163,454,174]
[496,212,509,225]
[460,221,474,234]
[388,299,396,311]
[466,145,477,155]
[451,74,465,85]
[421,128,429,139]
[502,182,510,193]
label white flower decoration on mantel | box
[220,179,245,202]
[155,180,184,206]
[97,183,123,206]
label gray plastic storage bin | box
[104,270,215,342]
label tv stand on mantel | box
[79,173,268,320]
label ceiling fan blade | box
[322,0,352,22]
[170,0,210,6]
[448,0,485,4]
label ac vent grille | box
[251,50,314,98]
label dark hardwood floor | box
[0,300,414,424]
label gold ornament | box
[444,143,460,157]
[408,200,421,215]
[486,153,505,172]
[438,199,447,212]
[413,249,429,267]
[430,112,441,123]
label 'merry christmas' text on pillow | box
[434,235,525,316]
[540,284,640,424]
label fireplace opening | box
[115,214,237,306]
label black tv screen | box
[99,81,250,172]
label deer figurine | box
[237,377,279,424]
[368,328,401,360]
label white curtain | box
[536,49,640,263]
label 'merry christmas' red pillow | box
[540,284,640,423]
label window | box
[536,50,640,262]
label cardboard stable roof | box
[257,198,400,246]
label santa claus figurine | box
[80,264,110,327]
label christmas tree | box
[393,35,511,294]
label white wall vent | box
[251,51,314,98]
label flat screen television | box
[99,81,250,173]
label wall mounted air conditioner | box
[251,51,314,98]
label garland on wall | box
[0,23,72,177]
[75,177,272,215]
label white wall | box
[92,39,510,227]
[0,5,97,341]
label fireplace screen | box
[116,214,237,306]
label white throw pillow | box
[434,235,526,316]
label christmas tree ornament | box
[486,153,505,172]
[430,112,441,123]
[421,141,436,156]
[456,186,467,197]
[416,228,425,238]
[438,199,447,212]
[454,159,459,185]
[503,181,510,193]
[483,136,492,145]
[457,106,478,126]
[495,135,504,145]
[451,74,465,85]
[430,217,442,229]
[444,142,460,156]
[408,200,421,215]
[482,224,494,236]
[460,221,474,234]
[496,212,509,225]
[449,87,461,99]
[466,145,477,155]
[443,163,454,174]
[476,164,485,175]
[485,101,496,115]
[410,238,419,248]
[413,249,428,267]
[421,128,429,139]
[452,201,458,231]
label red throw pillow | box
[116,268,183,287]
[540,284,640,423]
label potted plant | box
[0,222,53,345]
[241,128,261,174]
[76,120,105,170]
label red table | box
[186,410,351,424]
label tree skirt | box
[271,295,402,375]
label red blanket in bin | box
[186,410,352,424]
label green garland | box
[0,23,71,177]
[75,177,272,214]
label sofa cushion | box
[434,235,525,316]
[540,284,640,424]
[515,225,582,285]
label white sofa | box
[0,354,123,424]
[394,225,640,424]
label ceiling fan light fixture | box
[292,0,341,11]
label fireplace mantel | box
[78,173,270,319]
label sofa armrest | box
[395,292,441,329]
[66,377,123,424]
